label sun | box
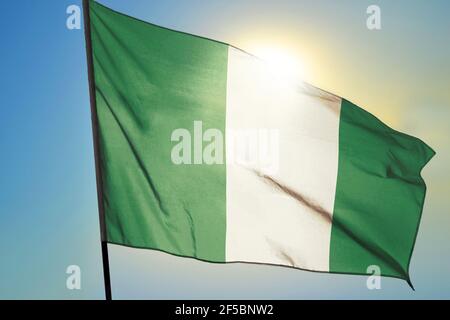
[251,46,307,82]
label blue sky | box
[0,0,449,299]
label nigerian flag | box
[86,0,434,284]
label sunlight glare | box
[253,46,306,82]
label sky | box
[0,0,449,299]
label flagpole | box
[82,0,112,301]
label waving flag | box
[85,0,434,287]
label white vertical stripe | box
[225,47,341,271]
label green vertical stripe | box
[330,99,435,280]
[90,1,228,261]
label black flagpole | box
[82,0,112,301]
